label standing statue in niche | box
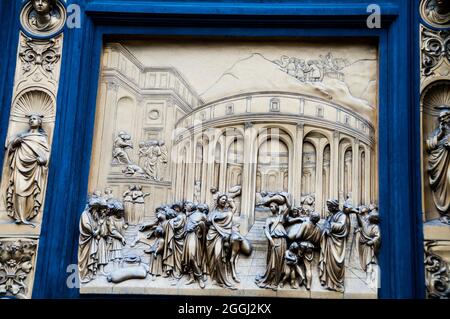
[5,114,50,227]
[318,199,353,292]
[427,110,450,224]
[112,131,133,164]
[139,140,168,181]
[28,0,62,33]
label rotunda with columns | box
[173,87,377,234]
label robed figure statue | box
[319,199,350,292]
[426,109,450,224]
[5,114,50,226]
[205,194,239,289]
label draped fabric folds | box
[319,211,349,291]
[7,132,49,222]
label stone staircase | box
[245,220,268,249]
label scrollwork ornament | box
[424,241,450,299]
[0,239,37,299]
[421,27,450,77]
[19,36,61,78]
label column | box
[315,140,325,218]
[364,145,371,205]
[339,145,345,201]
[173,141,180,200]
[330,131,339,200]
[185,138,196,201]
[200,139,209,203]
[352,139,360,206]
[205,132,217,206]
[219,136,228,192]
[292,123,304,206]
[240,122,257,235]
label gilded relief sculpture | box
[139,140,168,181]
[421,0,450,27]
[319,200,353,292]
[80,41,380,297]
[0,0,66,299]
[5,114,50,227]
[355,209,381,286]
[78,192,252,289]
[20,0,66,38]
[29,0,61,33]
[255,200,289,291]
[112,131,133,165]
[0,239,37,298]
[424,241,450,299]
[426,109,450,225]
[420,0,450,300]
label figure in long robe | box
[319,199,350,292]
[123,185,135,224]
[162,202,187,279]
[426,110,450,224]
[132,185,149,225]
[356,210,381,286]
[107,200,127,268]
[255,201,289,291]
[206,194,237,289]
[96,204,109,276]
[6,114,49,226]
[78,197,107,283]
[147,226,165,279]
[182,202,207,288]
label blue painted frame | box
[0,0,424,299]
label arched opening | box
[257,138,289,193]
[255,134,289,220]
[302,141,316,196]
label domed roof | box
[200,53,374,121]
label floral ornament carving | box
[421,27,450,77]
[0,240,37,298]
[19,36,61,78]
[424,241,450,299]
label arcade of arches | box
[174,122,376,234]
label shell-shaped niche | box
[10,89,56,123]
[421,80,450,222]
